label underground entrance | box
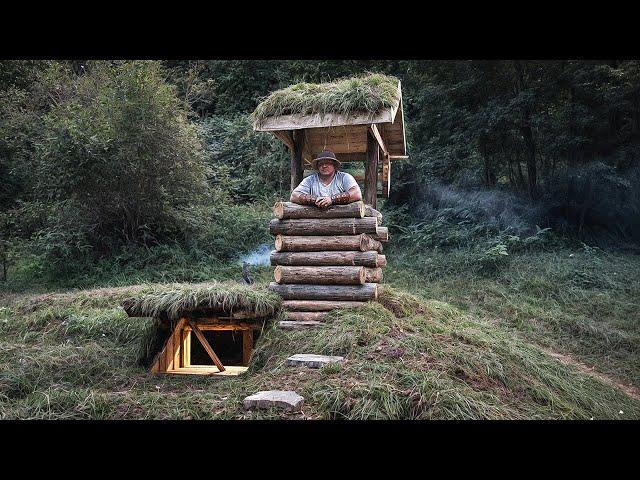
[190,329,260,367]
[149,318,265,376]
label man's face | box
[318,159,336,176]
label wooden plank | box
[165,333,175,371]
[182,328,191,367]
[369,124,389,157]
[184,322,263,331]
[255,108,396,132]
[171,318,187,371]
[242,330,253,366]
[164,366,248,377]
[187,319,225,373]
[273,130,295,152]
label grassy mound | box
[252,73,400,127]
[121,281,281,320]
[1,283,638,419]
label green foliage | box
[199,115,289,201]
[32,61,209,251]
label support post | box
[291,129,305,192]
[242,329,253,366]
[365,129,379,209]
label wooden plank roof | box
[254,81,407,163]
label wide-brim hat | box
[312,150,342,169]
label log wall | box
[269,201,389,324]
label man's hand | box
[315,196,333,208]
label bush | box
[199,114,289,202]
[20,61,210,268]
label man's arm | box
[324,185,361,206]
[325,173,362,206]
[290,190,317,205]
[290,176,318,205]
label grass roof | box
[251,73,400,127]
[121,281,281,320]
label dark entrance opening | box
[190,329,259,366]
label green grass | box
[251,73,400,127]
[121,281,281,320]
[1,257,638,419]
[385,245,640,391]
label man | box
[290,150,362,207]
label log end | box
[358,266,366,285]
[274,265,283,283]
[273,201,284,219]
[377,254,387,267]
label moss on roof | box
[251,73,400,127]
[121,281,281,320]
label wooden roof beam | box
[273,130,295,152]
[369,124,389,158]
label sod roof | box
[121,281,281,320]
[252,73,407,162]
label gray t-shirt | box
[293,171,360,198]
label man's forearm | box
[290,191,317,205]
[331,187,362,205]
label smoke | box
[416,182,542,236]
[238,243,272,266]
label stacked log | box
[268,200,389,324]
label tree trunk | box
[282,300,367,311]
[269,217,378,236]
[274,266,366,285]
[274,234,382,253]
[269,282,378,301]
[273,201,365,220]
[271,250,382,267]
[513,60,538,199]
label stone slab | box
[243,390,304,412]
[286,354,345,368]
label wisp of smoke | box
[239,243,272,266]
[416,182,542,236]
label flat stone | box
[243,390,304,412]
[286,354,344,368]
[278,320,323,329]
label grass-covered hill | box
[1,247,638,420]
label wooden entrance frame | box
[254,81,408,209]
[150,317,263,377]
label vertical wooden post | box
[291,129,305,192]
[365,129,379,209]
[242,329,254,366]
[182,328,191,367]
